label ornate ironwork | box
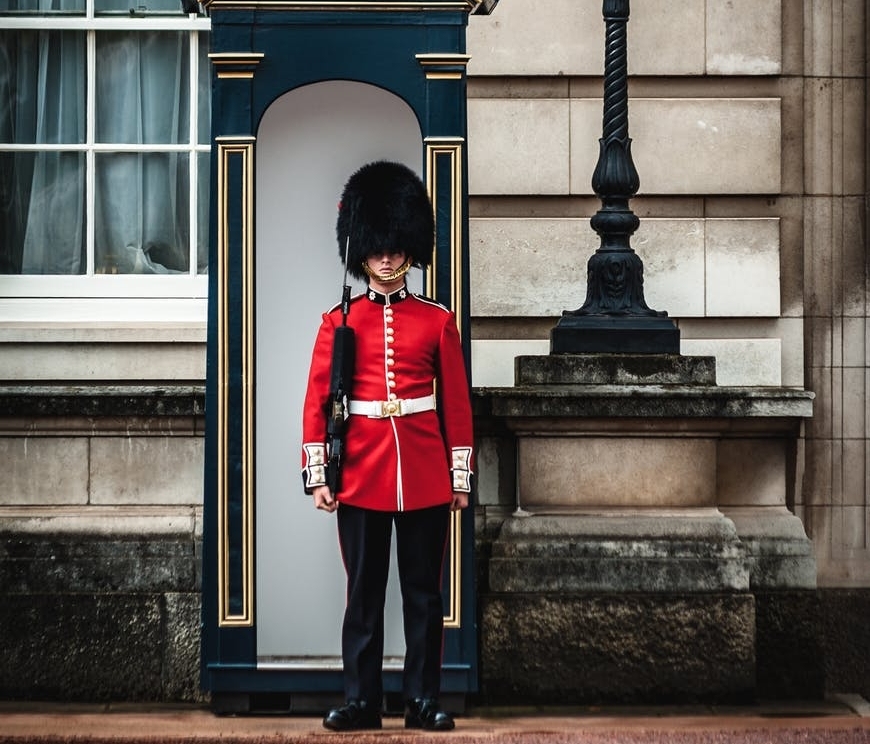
[564,0,664,319]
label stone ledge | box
[0,506,202,536]
[0,385,205,417]
[489,512,749,593]
[0,532,202,594]
[722,507,817,590]
[475,385,814,419]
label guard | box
[301,161,475,732]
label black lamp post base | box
[550,314,680,354]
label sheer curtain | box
[94,31,190,275]
[0,29,86,274]
[0,24,192,275]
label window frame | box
[0,8,211,318]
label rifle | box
[325,238,356,494]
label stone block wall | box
[465,0,870,592]
[797,1,870,588]
[0,388,204,702]
[0,547,201,702]
[466,0,795,391]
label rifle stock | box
[325,236,355,494]
[325,305,355,493]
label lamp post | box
[550,0,679,354]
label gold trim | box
[209,53,265,79]
[361,258,412,283]
[216,139,256,628]
[443,509,462,628]
[416,53,471,66]
[425,139,465,628]
[425,139,464,334]
[416,53,469,81]
[209,52,266,63]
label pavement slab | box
[1,700,869,744]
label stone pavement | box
[1,696,870,744]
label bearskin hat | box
[336,160,434,281]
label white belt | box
[348,395,436,418]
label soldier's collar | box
[366,284,409,305]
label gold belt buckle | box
[380,399,403,417]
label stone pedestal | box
[476,354,815,703]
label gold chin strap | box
[362,259,412,283]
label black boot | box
[404,698,455,731]
[322,699,382,731]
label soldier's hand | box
[450,491,468,511]
[313,485,337,513]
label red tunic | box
[301,285,474,512]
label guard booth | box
[200,0,497,712]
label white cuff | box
[303,443,327,489]
[451,446,473,493]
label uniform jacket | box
[301,284,474,512]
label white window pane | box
[197,33,211,145]
[95,0,184,15]
[0,0,84,14]
[95,31,190,145]
[0,151,86,275]
[197,150,208,273]
[94,152,190,274]
[0,22,208,292]
[0,30,86,144]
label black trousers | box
[336,502,450,706]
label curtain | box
[94,30,191,274]
[0,26,193,275]
[0,29,86,274]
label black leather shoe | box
[322,699,382,731]
[404,698,455,731]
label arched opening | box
[254,80,424,665]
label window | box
[0,0,210,304]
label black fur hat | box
[336,160,434,280]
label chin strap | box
[362,259,412,283]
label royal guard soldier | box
[301,160,474,732]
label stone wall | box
[1,389,868,703]
[0,388,204,702]
[0,537,201,702]
[466,0,794,390]
[465,0,870,590]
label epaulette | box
[410,293,450,313]
[326,292,365,314]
